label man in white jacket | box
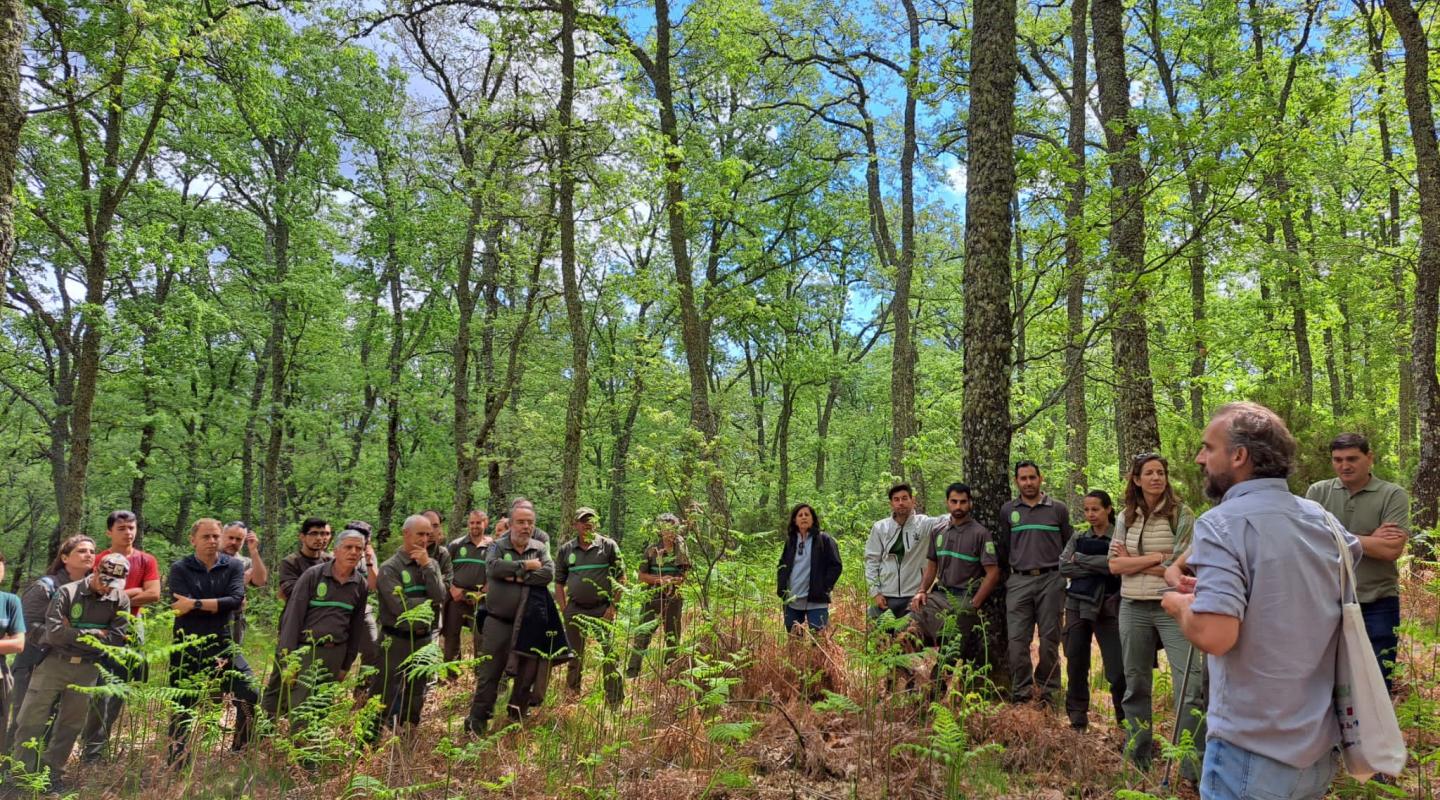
[864,483,940,624]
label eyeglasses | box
[796,540,806,556]
[1132,452,1161,463]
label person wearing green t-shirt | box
[1304,432,1411,691]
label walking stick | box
[1160,642,1197,789]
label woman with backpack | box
[5,535,95,744]
[1059,490,1125,730]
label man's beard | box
[1203,468,1236,502]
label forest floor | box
[27,573,1440,800]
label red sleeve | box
[142,553,161,583]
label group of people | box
[0,501,696,793]
[0,402,1417,799]
[774,403,1413,798]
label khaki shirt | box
[376,551,445,633]
[638,539,691,597]
[556,535,623,609]
[44,579,130,661]
[927,517,997,592]
[1305,475,1410,602]
[998,494,1072,572]
[277,561,370,669]
[448,535,491,591]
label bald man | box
[367,515,445,736]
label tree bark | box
[887,0,922,503]
[0,0,23,280]
[1063,0,1089,509]
[1386,0,1440,531]
[556,0,587,536]
[1093,0,1160,461]
[962,0,1017,537]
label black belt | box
[940,584,976,596]
[1014,566,1057,576]
[381,625,432,639]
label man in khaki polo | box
[1304,432,1411,690]
[555,507,624,706]
[997,460,1072,705]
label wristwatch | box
[192,598,202,611]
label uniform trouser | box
[79,650,148,761]
[564,603,622,704]
[467,615,517,728]
[931,596,985,699]
[168,646,257,761]
[626,595,682,676]
[6,644,45,745]
[1005,571,1064,702]
[369,632,433,730]
[1063,604,1126,729]
[10,657,98,785]
[442,596,479,664]
[1119,598,1206,780]
[261,643,348,720]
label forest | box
[0,0,1439,797]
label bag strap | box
[1320,513,1358,606]
[38,575,56,599]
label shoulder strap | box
[1322,512,1358,605]
[39,575,56,598]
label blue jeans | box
[1361,595,1401,692]
[784,605,829,632]
[1201,738,1336,800]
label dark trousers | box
[261,643,347,720]
[1361,595,1401,692]
[931,601,985,700]
[168,645,257,762]
[1063,605,1126,729]
[564,604,622,705]
[866,595,914,625]
[467,615,516,730]
[369,632,433,731]
[80,651,149,761]
[627,595,682,677]
[4,643,46,750]
[442,596,480,664]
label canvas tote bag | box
[1325,514,1407,780]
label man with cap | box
[369,514,446,734]
[555,507,624,705]
[8,553,130,793]
[443,509,491,667]
[264,528,371,724]
[626,513,692,678]
[166,517,256,763]
[463,501,556,735]
[221,521,269,646]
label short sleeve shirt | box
[927,518,997,592]
[97,548,160,610]
[639,540,691,596]
[0,591,24,671]
[555,535,623,608]
[998,496,1071,571]
[1304,476,1410,602]
[1189,478,1363,768]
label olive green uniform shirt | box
[555,535,623,609]
[1304,475,1410,603]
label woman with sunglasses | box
[776,504,842,634]
[1109,453,1205,781]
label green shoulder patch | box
[460,546,469,558]
[935,533,944,547]
[401,570,412,585]
[1010,510,1021,524]
[316,582,329,599]
[568,552,577,565]
[985,541,997,555]
[71,602,83,620]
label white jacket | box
[864,514,938,599]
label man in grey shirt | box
[1164,402,1361,799]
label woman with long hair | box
[776,504,842,634]
[5,535,95,742]
[1059,490,1125,731]
[1109,454,1205,781]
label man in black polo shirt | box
[555,507,624,706]
[997,461,1071,705]
[277,518,333,603]
[167,517,255,763]
[265,529,370,724]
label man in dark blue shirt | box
[167,517,255,764]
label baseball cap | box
[574,507,599,522]
[97,553,131,590]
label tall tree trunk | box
[241,357,266,529]
[775,382,795,529]
[962,0,1017,536]
[261,215,290,541]
[887,0,922,504]
[1387,0,1440,532]
[1093,0,1160,460]
[0,0,23,279]
[1063,0,1089,509]
[815,376,840,491]
[556,0,587,535]
[1362,2,1414,463]
[650,0,730,527]
[450,196,485,530]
